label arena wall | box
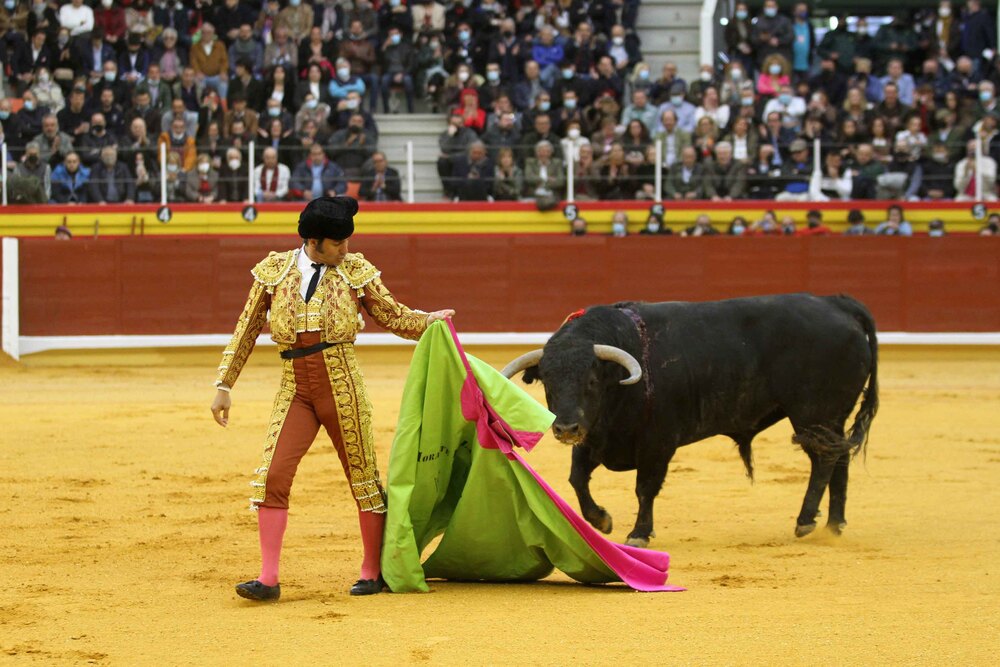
[7,235,999,342]
[0,200,997,236]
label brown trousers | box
[262,332,353,509]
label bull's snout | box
[552,422,584,443]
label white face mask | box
[102,0,112,7]
[939,6,951,17]
[228,158,242,170]
[700,71,712,82]
[567,127,580,139]
[198,162,210,174]
[458,70,470,82]
[337,67,351,80]
[612,36,624,46]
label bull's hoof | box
[624,536,650,549]
[586,508,613,534]
[794,522,817,538]
[826,521,847,535]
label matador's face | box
[309,238,350,267]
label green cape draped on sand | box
[381,321,682,593]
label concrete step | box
[639,3,702,26]
[641,26,701,54]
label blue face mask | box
[24,100,35,112]
[736,10,747,20]
[769,64,782,76]
[486,70,499,82]
[741,96,754,106]
[390,33,401,45]
[638,69,649,80]
[764,7,777,18]
[0,110,9,120]
[268,107,280,117]
[779,93,792,106]
[564,98,577,109]
[670,95,684,106]
[4,0,15,9]
[981,91,993,103]
[539,101,550,112]
[459,30,470,42]
[561,68,574,80]
[731,223,745,235]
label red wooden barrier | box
[16,235,1000,336]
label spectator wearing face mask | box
[89,145,135,204]
[29,67,64,115]
[640,213,672,235]
[14,141,52,201]
[761,83,806,132]
[328,58,367,108]
[184,153,220,203]
[158,117,198,172]
[77,113,117,167]
[218,148,249,203]
[327,112,376,179]
[919,142,958,200]
[608,211,630,238]
[724,2,755,74]
[380,27,416,113]
[295,93,332,136]
[50,152,90,204]
[339,19,378,111]
[656,82,696,134]
[757,54,791,98]
[11,91,47,150]
[751,0,793,67]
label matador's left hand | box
[426,309,455,325]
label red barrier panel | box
[17,236,1000,335]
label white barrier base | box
[13,331,1000,356]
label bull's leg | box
[826,452,850,535]
[795,448,836,537]
[625,451,673,548]
[569,446,613,534]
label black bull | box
[502,294,878,547]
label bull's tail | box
[833,295,879,459]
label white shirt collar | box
[296,245,328,300]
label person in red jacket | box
[450,88,486,133]
[797,209,833,235]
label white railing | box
[406,140,414,203]
[247,141,256,205]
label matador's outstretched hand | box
[426,310,456,325]
[211,390,232,427]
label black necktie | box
[304,262,323,302]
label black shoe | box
[235,579,281,602]
[349,575,386,596]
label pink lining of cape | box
[447,320,684,592]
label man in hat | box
[776,138,812,201]
[211,196,454,601]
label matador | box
[210,196,454,601]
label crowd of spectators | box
[1,0,999,206]
[434,0,1000,203]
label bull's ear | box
[522,367,540,384]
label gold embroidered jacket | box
[216,249,427,388]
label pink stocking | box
[257,507,288,586]
[357,510,385,580]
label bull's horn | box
[594,345,642,385]
[501,349,544,378]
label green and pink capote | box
[381,320,684,592]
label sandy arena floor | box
[1,345,998,665]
